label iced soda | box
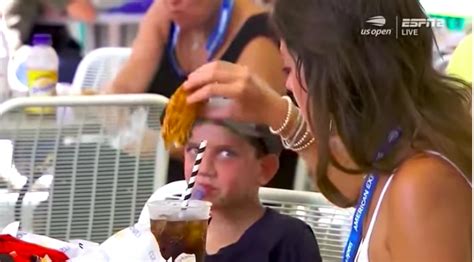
[148,200,211,262]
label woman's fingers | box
[200,101,235,120]
[186,82,243,103]
[183,61,246,91]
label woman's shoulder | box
[383,154,471,259]
[233,0,271,33]
[220,6,276,63]
[236,0,269,18]
[391,152,470,193]
[387,152,471,214]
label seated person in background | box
[140,115,322,261]
[3,0,96,82]
[107,0,297,189]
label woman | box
[183,0,472,260]
[108,0,298,187]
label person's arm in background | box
[106,0,170,94]
[63,0,96,22]
[235,37,286,95]
[36,0,95,22]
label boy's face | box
[184,123,278,209]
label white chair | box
[293,157,312,190]
[71,47,132,93]
[0,94,169,243]
[139,180,353,261]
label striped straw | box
[181,140,208,209]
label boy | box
[142,117,322,261]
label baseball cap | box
[194,97,283,155]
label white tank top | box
[354,151,471,262]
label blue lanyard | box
[342,128,402,262]
[168,0,235,77]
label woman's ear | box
[257,154,280,186]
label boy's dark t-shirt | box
[205,208,322,262]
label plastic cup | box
[147,199,211,262]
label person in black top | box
[107,0,298,189]
[181,103,322,261]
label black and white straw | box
[181,140,207,208]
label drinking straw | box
[181,140,207,209]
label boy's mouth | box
[196,184,217,196]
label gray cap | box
[194,97,283,155]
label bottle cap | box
[32,34,52,46]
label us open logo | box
[361,16,392,37]
[361,15,445,38]
[366,16,386,27]
[400,18,445,36]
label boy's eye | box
[282,67,291,76]
[185,146,199,155]
[218,149,236,158]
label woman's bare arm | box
[235,36,286,95]
[107,0,170,94]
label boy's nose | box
[196,154,216,178]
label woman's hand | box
[183,61,287,129]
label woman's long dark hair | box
[272,0,472,207]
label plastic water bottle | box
[25,34,59,114]
[0,15,10,103]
